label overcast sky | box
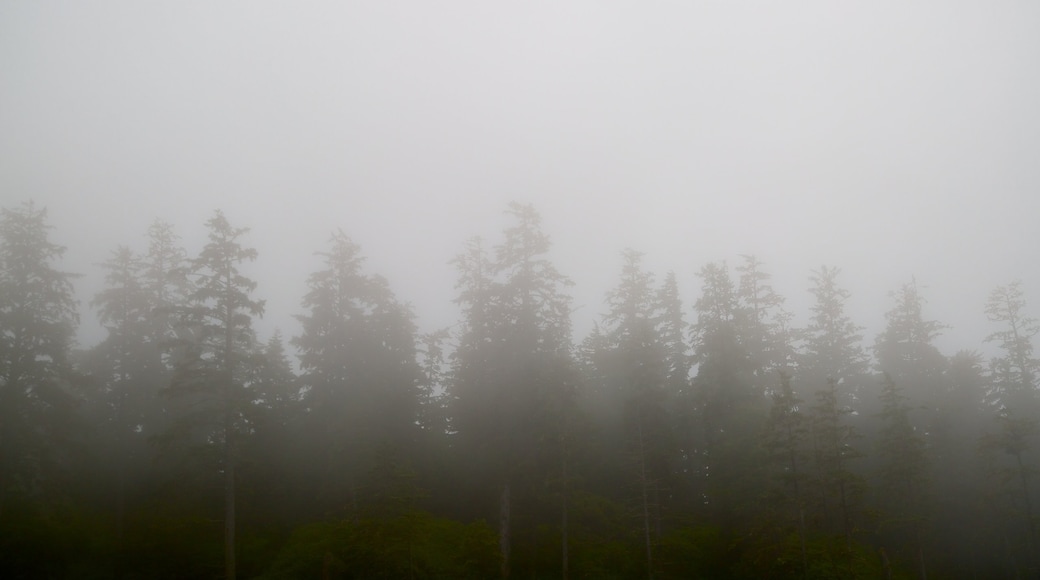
[2,2,1038,358]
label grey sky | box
[2,2,1038,357]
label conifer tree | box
[0,202,79,517]
[763,371,810,576]
[799,266,869,406]
[688,261,766,527]
[874,279,947,418]
[449,203,574,579]
[293,230,422,516]
[981,281,1039,574]
[809,378,863,567]
[166,210,265,580]
[876,373,930,579]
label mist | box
[2,2,1039,578]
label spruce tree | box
[0,202,79,516]
[166,210,264,580]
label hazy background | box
[2,1,1038,356]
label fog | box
[3,2,1038,356]
[6,4,1040,578]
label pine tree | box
[165,210,264,580]
[292,230,422,516]
[808,378,863,569]
[763,371,810,576]
[0,202,79,516]
[448,203,574,579]
[736,255,793,384]
[981,281,1039,574]
[876,373,930,579]
[688,261,766,527]
[799,266,869,406]
[655,271,690,395]
[586,249,673,577]
[874,279,947,418]
[87,245,155,569]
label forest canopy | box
[0,199,1037,579]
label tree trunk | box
[500,483,510,580]
[224,363,236,580]
[638,422,653,580]
[562,457,569,580]
[225,407,236,580]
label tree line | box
[0,200,1037,579]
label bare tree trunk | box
[225,404,236,580]
[638,422,653,580]
[562,456,569,580]
[500,483,511,580]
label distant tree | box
[0,202,80,512]
[687,261,767,528]
[448,203,575,579]
[584,249,673,577]
[86,245,156,569]
[808,378,863,571]
[762,371,810,577]
[736,255,794,384]
[875,373,930,580]
[874,279,948,420]
[292,230,422,517]
[984,281,1039,411]
[930,351,991,578]
[141,220,192,368]
[980,281,1040,575]
[798,266,869,406]
[0,202,84,578]
[165,210,265,580]
[655,271,690,395]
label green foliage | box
[9,201,1040,579]
[0,201,81,507]
[260,512,499,579]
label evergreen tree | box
[980,281,1039,575]
[585,249,673,576]
[655,271,690,395]
[448,203,574,579]
[292,230,422,516]
[736,255,794,384]
[874,279,947,419]
[165,210,265,580]
[799,266,869,406]
[687,261,766,527]
[875,373,930,579]
[0,202,79,513]
[0,202,82,578]
[762,371,810,577]
[86,245,156,571]
[808,378,863,570]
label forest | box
[0,199,1037,580]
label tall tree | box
[687,261,766,527]
[449,203,574,579]
[0,202,79,516]
[762,371,810,577]
[166,210,264,580]
[981,281,1039,574]
[874,279,947,418]
[736,255,794,384]
[808,378,864,573]
[292,230,422,517]
[585,249,673,577]
[86,245,155,572]
[798,266,869,406]
[141,219,192,371]
[655,271,690,395]
[875,373,930,579]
